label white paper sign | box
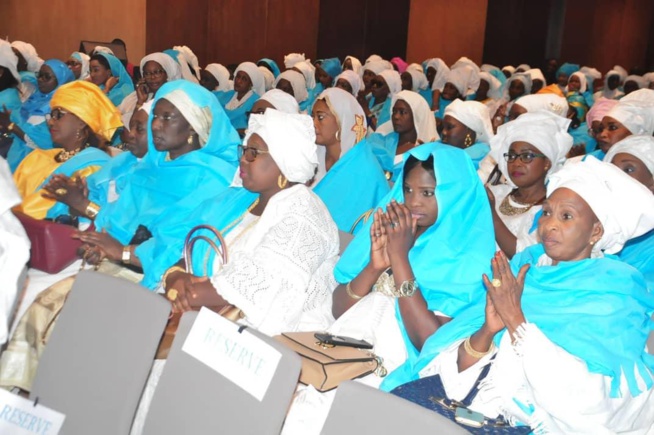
[0,388,65,435]
[182,307,282,401]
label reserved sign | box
[182,307,282,401]
[0,388,65,435]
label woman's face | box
[125,109,149,158]
[557,73,569,87]
[567,74,581,92]
[596,116,632,153]
[315,66,332,89]
[371,75,389,101]
[276,78,294,97]
[233,70,252,94]
[238,133,282,194]
[611,153,654,193]
[151,99,194,157]
[441,82,460,101]
[47,107,87,149]
[531,79,544,93]
[403,164,438,229]
[506,141,550,188]
[623,80,639,95]
[37,65,58,94]
[508,79,525,101]
[392,100,414,135]
[363,69,376,88]
[607,75,620,90]
[249,99,275,119]
[426,67,436,87]
[400,72,412,91]
[508,103,527,121]
[538,187,603,264]
[476,79,489,99]
[312,99,339,146]
[199,69,218,91]
[142,61,168,93]
[335,78,353,94]
[89,59,112,86]
[343,58,353,71]
[67,57,82,79]
[12,48,28,72]
[441,115,473,148]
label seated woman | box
[390,156,654,433]
[199,63,233,106]
[311,87,390,232]
[390,57,408,73]
[250,88,299,116]
[555,62,580,93]
[526,68,545,93]
[10,41,42,103]
[118,52,181,127]
[595,101,653,160]
[334,69,363,97]
[594,70,624,101]
[315,57,341,90]
[66,52,90,80]
[2,59,74,171]
[475,71,502,115]
[342,55,363,77]
[11,81,120,220]
[623,75,648,96]
[223,62,264,135]
[275,69,309,111]
[0,41,23,157]
[605,135,654,290]
[89,53,134,107]
[487,111,573,258]
[424,58,450,112]
[441,99,494,169]
[283,143,495,433]
[367,70,401,130]
[491,73,532,132]
[257,58,281,79]
[358,60,392,127]
[585,98,618,156]
[292,60,321,112]
[434,68,469,122]
[402,64,431,107]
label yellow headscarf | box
[50,81,123,141]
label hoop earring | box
[335,129,341,142]
[187,134,194,145]
[278,174,288,189]
[464,133,473,148]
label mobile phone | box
[314,333,373,349]
[454,407,485,428]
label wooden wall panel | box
[365,0,411,61]
[1,0,146,64]
[266,0,320,65]
[407,0,488,65]
[317,0,368,61]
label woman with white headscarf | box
[402,64,432,106]
[594,70,624,101]
[391,156,654,434]
[442,99,494,169]
[367,69,401,130]
[258,66,275,92]
[199,63,233,106]
[284,52,306,69]
[11,41,43,102]
[224,61,264,135]
[605,135,654,291]
[249,88,299,117]
[275,69,309,108]
[424,58,450,112]
[434,67,471,121]
[66,52,90,80]
[293,60,320,112]
[595,101,654,160]
[0,40,23,134]
[360,59,392,106]
[487,111,573,257]
[491,72,533,133]
[334,69,363,97]
[342,55,363,77]
[311,88,389,231]
[623,75,648,96]
[476,71,502,114]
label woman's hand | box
[492,104,507,131]
[0,106,12,130]
[104,76,118,93]
[42,175,89,214]
[165,271,196,313]
[567,143,586,158]
[369,208,390,272]
[482,251,529,334]
[383,200,417,263]
[136,79,149,105]
[72,230,124,263]
[482,292,505,335]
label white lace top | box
[489,183,540,253]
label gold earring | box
[187,134,194,145]
[464,133,473,148]
[335,129,341,142]
[590,239,596,246]
[278,174,288,189]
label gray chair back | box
[30,270,171,435]
[648,314,654,355]
[142,312,301,435]
[321,380,471,435]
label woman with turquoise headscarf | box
[89,53,134,107]
[257,58,281,78]
[556,62,580,92]
[66,52,90,80]
[0,40,23,146]
[311,87,390,232]
[315,57,341,90]
[389,157,654,433]
[2,59,75,171]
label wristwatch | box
[398,279,418,297]
[122,245,132,264]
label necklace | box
[55,145,86,163]
[498,190,545,216]
[222,198,260,234]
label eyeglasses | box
[37,72,54,81]
[371,80,385,88]
[66,60,81,67]
[587,127,601,137]
[238,144,270,162]
[143,69,166,79]
[45,108,69,121]
[503,151,547,163]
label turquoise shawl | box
[225,92,259,131]
[619,230,654,292]
[96,53,134,107]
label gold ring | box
[491,278,502,288]
[55,188,68,196]
[167,288,179,301]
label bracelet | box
[162,265,186,287]
[121,245,132,264]
[463,336,495,359]
[345,282,363,300]
[85,202,100,219]
[7,122,15,132]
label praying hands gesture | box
[73,230,125,265]
[42,174,90,216]
[382,200,418,263]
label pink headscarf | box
[390,57,408,74]
[587,98,619,125]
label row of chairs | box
[27,270,470,434]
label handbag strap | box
[183,225,229,275]
[461,354,496,407]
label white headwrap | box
[378,70,402,95]
[580,66,601,82]
[366,54,383,63]
[343,55,363,77]
[621,88,654,104]
[235,62,265,96]
[93,46,115,56]
[140,53,182,81]
[502,65,516,75]
[479,71,502,99]
[613,65,628,84]
[444,99,494,144]
[364,60,392,76]
[293,60,316,90]
[604,135,654,176]
[259,66,275,91]
[446,67,472,97]
[514,94,568,117]
[335,70,363,96]
[490,111,573,187]
[10,41,43,73]
[606,102,654,135]
[205,63,232,91]
[481,64,499,73]
[624,75,647,90]
[516,64,531,72]
[275,70,308,103]
[173,46,201,81]
[503,72,532,100]
[450,59,480,96]
[547,156,654,254]
[138,99,154,115]
[71,52,90,80]
[405,64,428,91]
[284,53,306,69]
[377,90,438,143]
[244,109,318,183]
[0,41,20,82]
[162,89,213,147]
[568,71,588,93]
[526,68,545,84]
[318,87,367,154]
[425,58,450,92]
[259,89,299,114]
[644,72,654,87]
